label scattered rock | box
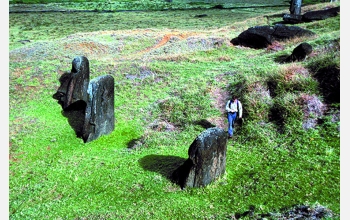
[276,204,335,219]
[288,42,313,62]
[233,204,335,219]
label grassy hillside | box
[9,0,323,12]
[9,1,340,219]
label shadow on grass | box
[138,154,187,180]
[193,119,216,129]
[274,54,291,63]
[60,100,87,139]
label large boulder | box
[230,24,315,49]
[172,127,228,189]
[302,6,340,22]
[230,25,275,49]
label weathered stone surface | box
[283,14,303,24]
[289,42,313,62]
[82,75,115,143]
[271,24,315,41]
[230,24,315,49]
[289,0,302,15]
[302,6,340,22]
[172,127,227,188]
[230,26,274,49]
[53,56,115,143]
[52,56,90,110]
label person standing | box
[225,95,243,138]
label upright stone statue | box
[82,75,115,143]
[172,127,228,189]
[290,0,302,15]
[53,56,115,143]
[283,0,303,23]
[53,56,90,110]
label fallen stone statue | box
[53,56,115,143]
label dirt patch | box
[141,35,182,56]
[10,29,220,62]
[281,63,310,81]
[207,87,230,129]
[12,67,32,78]
[139,32,197,54]
[63,41,112,57]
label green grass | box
[10,0,290,10]
[9,1,340,219]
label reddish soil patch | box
[266,41,284,52]
[63,41,110,56]
[138,32,200,54]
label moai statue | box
[53,56,90,110]
[53,56,115,143]
[283,0,303,23]
[172,127,228,189]
[290,0,302,15]
[82,75,115,143]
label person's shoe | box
[228,136,233,139]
